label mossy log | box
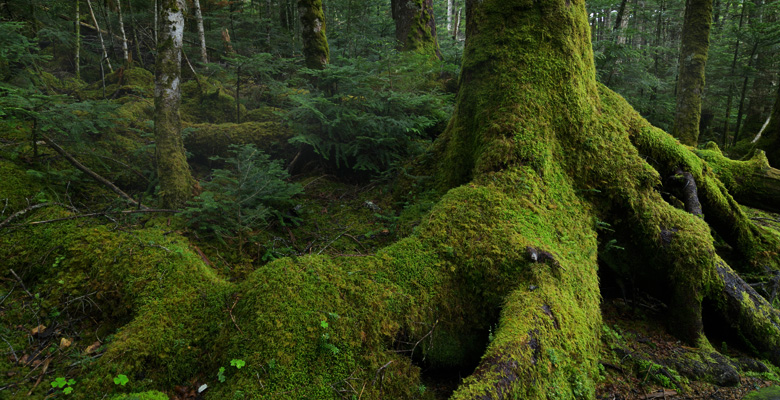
[183,121,295,162]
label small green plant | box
[318,317,340,355]
[113,374,129,386]
[217,359,247,384]
[184,144,301,242]
[51,377,75,395]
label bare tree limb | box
[40,135,148,210]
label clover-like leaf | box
[230,359,246,369]
[113,374,129,386]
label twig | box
[0,202,76,229]
[19,209,179,227]
[26,357,52,396]
[318,226,352,255]
[41,135,147,209]
[343,234,367,252]
[1,336,18,362]
[0,286,14,306]
[228,295,244,335]
[8,269,33,299]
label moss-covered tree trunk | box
[672,0,713,146]
[154,0,193,209]
[391,0,442,59]
[297,0,329,69]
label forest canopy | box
[1,0,780,399]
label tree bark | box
[672,0,714,146]
[116,0,129,62]
[721,0,748,148]
[297,0,329,69]
[75,0,80,79]
[756,82,780,167]
[192,0,207,63]
[154,0,193,209]
[390,0,442,59]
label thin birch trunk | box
[116,0,129,62]
[447,0,453,34]
[193,0,208,63]
[86,0,113,72]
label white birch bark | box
[447,0,453,33]
[116,0,129,61]
[193,0,208,63]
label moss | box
[180,79,245,124]
[0,209,232,398]
[183,122,294,163]
[0,158,46,211]
[109,391,169,400]
[79,67,154,100]
[396,0,441,59]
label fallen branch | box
[0,202,77,229]
[20,209,178,227]
[41,135,148,209]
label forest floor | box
[3,172,780,399]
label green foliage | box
[230,359,246,369]
[184,144,301,240]
[51,376,76,395]
[113,374,130,386]
[288,54,454,173]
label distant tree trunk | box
[672,0,713,146]
[193,0,208,63]
[155,0,193,209]
[116,0,129,62]
[757,82,780,167]
[732,41,759,146]
[721,0,748,147]
[86,0,113,73]
[446,0,453,34]
[297,0,329,69]
[75,0,80,79]
[390,0,442,59]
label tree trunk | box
[390,0,442,59]
[86,0,113,73]
[672,0,714,146]
[192,0,208,63]
[154,0,193,209]
[116,0,129,62]
[721,0,748,148]
[75,0,80,79]
[756,82,780,167]
[447,0,453,34]
[297,0,329,70]
[732,41,759,146]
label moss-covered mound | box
[80,67,154,100]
